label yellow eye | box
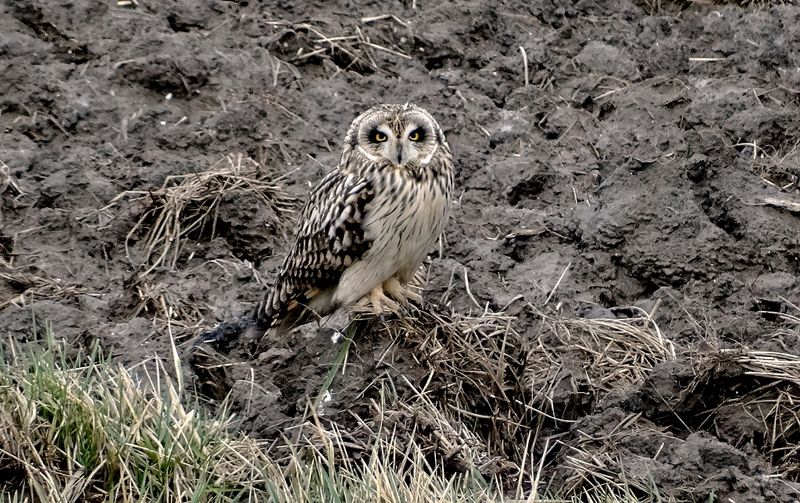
[408,129,424,141]
[372,131,387,142]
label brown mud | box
[1,0,799,501]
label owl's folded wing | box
[257,170,374,329]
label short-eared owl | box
[204,103,453,343]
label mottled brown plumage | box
[257,171,375,332]
[258,103,454,336]
[201,103,454,345]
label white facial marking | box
[357,144,382,162]
[420,142,438,165]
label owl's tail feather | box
[272,305,313,335]
[263,287,336,338]
[197,290,333,352]
[196,310,271,349]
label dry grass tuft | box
[130,279,206,332]
[733,348,800,387]
[734,138,800,208]
[0,266,92,310]
[734,137,800,213]
[382,308,534,469]
[381,373,515,480]
[101,153,293,280]
[737,382,800,478]
[266,20,411,75]
[375,303,676,492]
[553,412,671,498]
[519,308,677,455]
[717,314,800,479]
[667,313,800,481]
[543,309,676,393]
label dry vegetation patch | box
[735,139,800,214]
[694,316,800,480]
[100,153,293,280]
[534,311,676,416]
[354,305,679,494]
[129,279,206,332]
[1,327,647,503]
[265,18,412,76]
[0,267,92,311]
[88,153,294,333]
[311,305,797,499]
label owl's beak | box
[386,143,407,167]
[395,144,406,166]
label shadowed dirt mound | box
[1,0,799,500]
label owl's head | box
[344,103,448,168]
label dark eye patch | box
[408,127,426,141]
[368,127,387,143]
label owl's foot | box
[353,285,401,315]
[383,277,423,306]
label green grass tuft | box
[0,322,279,502]
[0,320,651,503]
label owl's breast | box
[361,168,451,280]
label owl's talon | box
[353,286,401,315]
[405,289,424,305]
[383,277,423,306]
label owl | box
[202,103,454,344]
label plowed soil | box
[1,0,799,501]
